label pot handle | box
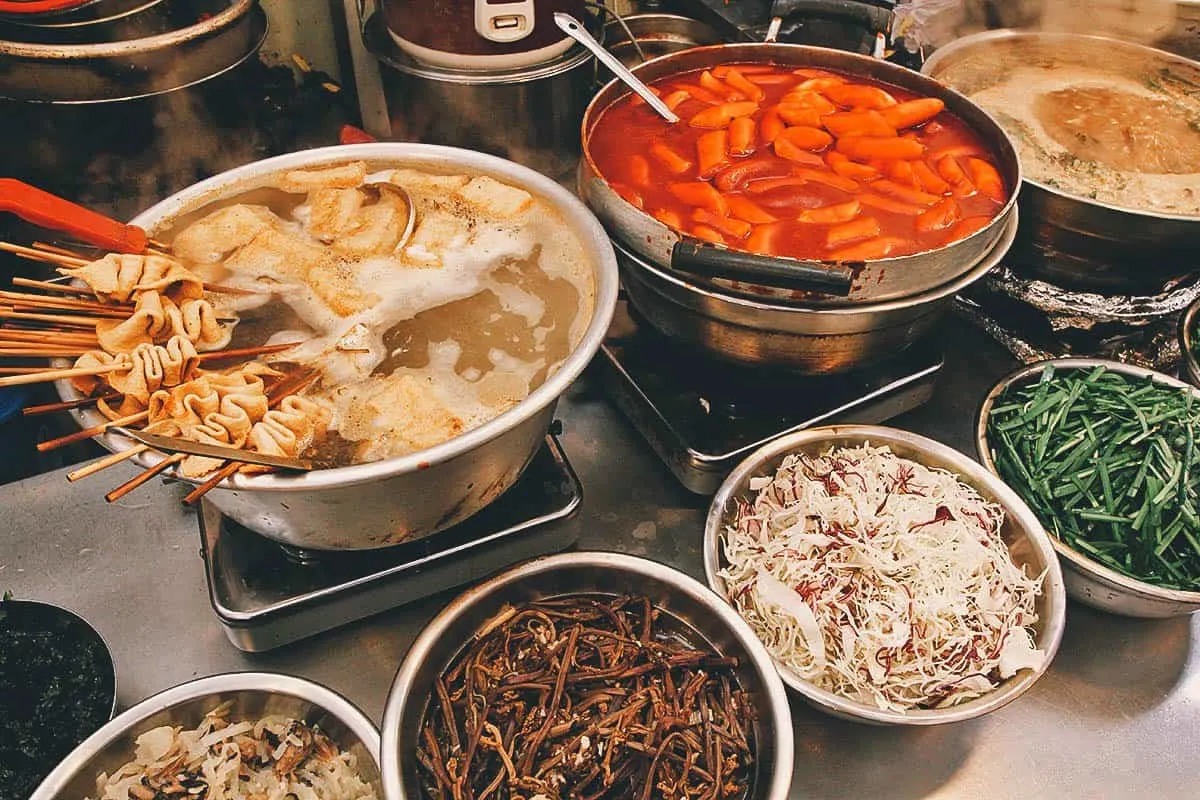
[671,240,855,296]
[0,179,149,254]
[769,0,894,34]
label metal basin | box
[704,425,1067,725]
[923,30,1200,293]
[57,143,619,550]
[976,358,1200,617]
[579,42,1021,306]
[31,672,381,800]
[617,206,1015,372]
[380,552,794,799]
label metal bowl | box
[1180,294,1200,387]
[617,205,1015,373]
[704,424,1067,725]
[57,143,619,550]
[976,358,1200,617]
[603,13,724,67]
[31,672,381,800]
[380,552,794,799]
[580,42,1022,306]
[922,30,1200,293]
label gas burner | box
[955,265,1200,372]
[198,434,582,652]
[596,300,942,493]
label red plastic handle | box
[0,0,93,14]
[0,179,148,253]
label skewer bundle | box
[1,240,318,504]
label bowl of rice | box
[30,672,381,800]
[703,425,1067,726]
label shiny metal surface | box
[1181,295,1200,387]
[0,0,266,102]
[364,11,595,181]
[703,424,1066,725]
[30,672,382,800]
[57,143,620,550]
[579,42,1021,306]
[922,30,1200,293]
[603,12,724,67]
[379,552,794,800]
[0,0,227,44]
[6,327,1200,798]
[617,207,1015,372]
[975,358,1200,618]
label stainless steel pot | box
[0,0,265,102]
[58,143,619,551]
[31,672,382,800]
[922,30,1200,293]
[363,9,595,182]
[603,12,724,67]
[380,552,794,800]
[579,42,1021,306]
[618,206,1016,372]
[0,0,229,45]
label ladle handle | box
[0,179,149,254]
[553,12,680,124]
[672,240,855,296]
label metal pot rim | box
[1180,295,1200,387]
[921,28,1200,224]
[30,672,381,800]
[617,207,1018,317]
[61,143,618,493]
[0,0,253,58]
[974,356,1200,604]
[379,551,795,799]
[704,423,1068,725]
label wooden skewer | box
[11,277,93,296]
[37,409,149,452]
[0,290,133,314]
[24,392,122,416]
[199,283,262,296]
[0,241,88,267]
[32,241,96,259]
[105,453,185,503]
[0,362,121,388]
[0,366,45,375]
[0,308,103,328]
[9,303,129,320]
[197,341,302,363]
[0,348,89,358]
[67,445,151,482]
[0,331,98,347]
[182,461,243,505]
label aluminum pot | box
[922,30,1200,293]
[0,0,229,45]
[58,143,619,550]
[380,552,794,800]
[579,42,1021,306]
[976,357,1200,617]
[364,8,594,182]
[31,672,382,800]
[618,206,1016,372]
[603,12,724,67]
[0,0,264,102]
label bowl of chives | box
[976,358,1200,617]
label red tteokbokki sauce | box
[587,63,1009,262]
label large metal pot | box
[0,0,229,44]
[618,208,1016,372]
[579,42,1021,306]
[59,144,619,550]
[364,9,594,182]
[922,30,1200,293]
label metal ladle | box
[553,12,680,124]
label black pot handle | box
[672,240,855,296]
[769,0,894,34]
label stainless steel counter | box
[3,319,1198,799]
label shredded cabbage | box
[720,443,1045,713]
[88,702,377,800]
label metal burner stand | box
[596,301,942,494]
[198,434,582,652]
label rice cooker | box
[382,0,585,70]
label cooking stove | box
[596,299,942,493]
[198,433,581,652]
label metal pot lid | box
[0,0,95,16]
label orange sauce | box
[588,63,1008,261]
